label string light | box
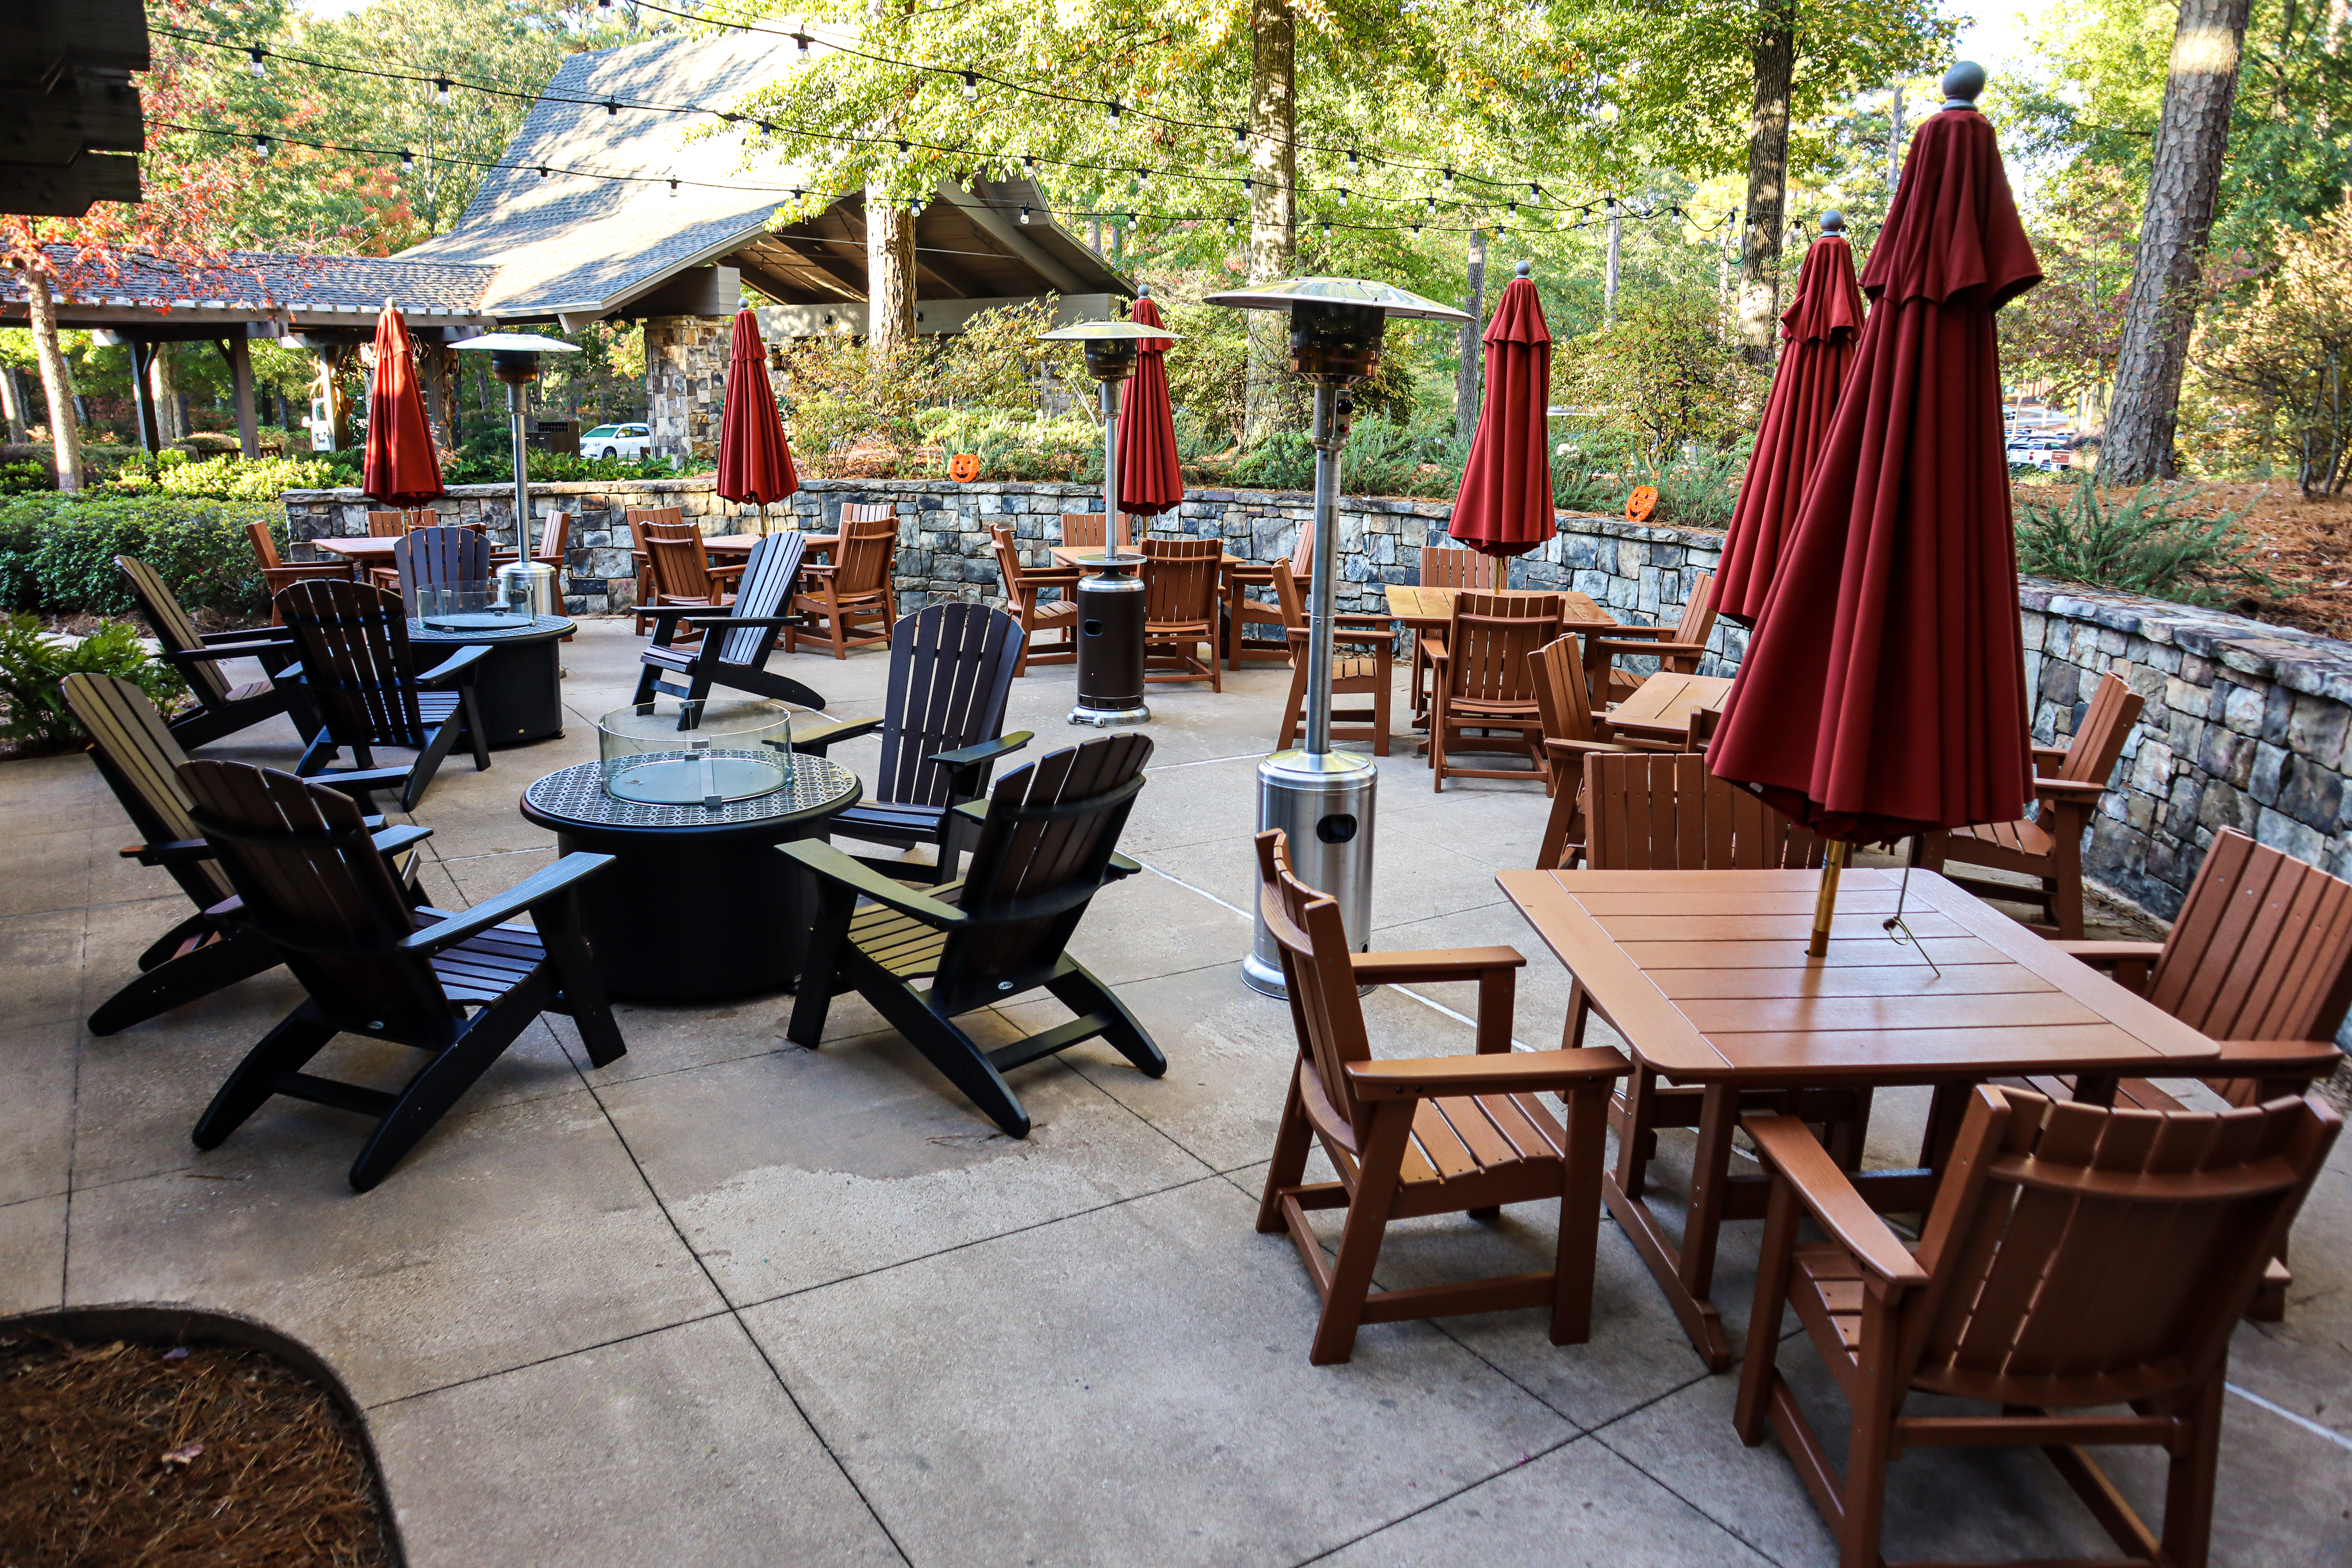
[793,31,810,56]
[398,149,414,173]
[1443,167,1455,190]
[1225,215,1235,239]
[1105,99,1121,127]
[1347,147,1360,175]
[1321,216,1332,239]
[604,97,618,116]
[1425,195,1436,216]
[960,70,977,98]
[1412,220,1423,238]
[247,45,267,77]
[1019,203,1031,224]
[433,76,450,105]
[667,178,678,197]
[1232,124,1247,155]
[537,164,550,180]
[253,133,271,157]
[1022,154,1036,173]
[1135,166,1148,188]
[1240,175,1253,195]
[1529,181,1541,201]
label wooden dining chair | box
[633,532,823,711]
[1058,510,1134,550]
[178,759,624,1191]
[1226,520,1316,669]
[393,525,492,605]
[1269,561,1391,754]
[1581,570,1719,705]
[1737,1084,2337,1568]
[363,509,437,592]
[782,734,1166,1138]
[789,513,897,658]
[492,508,570,573]
[1529,633,1681,871]
[988,524,1079,674]
[643,524,744,614]
[1427,592,1561,789]
[626,505,688,632]
[275,579,491,811]
[1251,827,1627,1364]
[120,552,306,747]
[1412,544,1503,717]
[1140,536,1222,689]
[241,522,353,626]
[1918,670,2145,939]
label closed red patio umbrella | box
[1710,63,2040,945]
[361,301,444,508]
[716,306,798,532]
[1448,261,1555,558]
[1115,287,1184,516]
[1714,213,1866,626]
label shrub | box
[443,439,702,486]
[917,407,1097,483]
[0,612,186,751]
[1551,430,1745,529]
[0,493,276,619]
[112,451,352,500]
[2014,480,2283,606]
[0,460,51,496]
[1557,290,1761,463]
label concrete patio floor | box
[5,618,2349,1567]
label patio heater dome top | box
[1199,276,1473,323]
[1038,318,1178,384]
[449,332,581,385]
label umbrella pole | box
[1809,839,1850,958]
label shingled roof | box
[0,245,495,327]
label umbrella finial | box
[1819,210,1845,235]
[1514,260,1531,278]
[1136,281,1151,298]
[1942,60,1986,108]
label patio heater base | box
[1243,748,1377,999]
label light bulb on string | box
[247,46,267,77]
[667,179,679,198]
[253,133,271,157]
[1135,166,1148,189]
[434,76,450,106]
[1425,195,1436,216]
[1022,154,1036,173]
[1105,99,1121,127]
[1529,182,1542,202]
[604,97,618,116]
[537,165,550,181]
[1224,216,1235,240]
[1240,175,1253,195]
[1321,216,1331,239]
[1347,147,1360,175]
[1019,204,1032,224]
[1336,187,1348,206]
[1232,124,1247,155]
[398,150,414,175]
[1412,220,1423,238]
[1442,167,1455,191]
[794,32,810,55]
[960,70,977,98]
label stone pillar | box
[644,314,733,462]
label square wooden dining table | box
[1496,864,2221,1369]
[1604,671,1734,744]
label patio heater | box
[1037,318,1178,728]
[448,333,580,549]
[1201,279,1471,998]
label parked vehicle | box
[583,422,652,460]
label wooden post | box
[226,335,260,459]
[128,340,161,454]
[1809,839,1849,958]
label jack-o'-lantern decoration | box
[948,451,981,483]
[1625,484,1658,523]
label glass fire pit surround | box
[598,696,802,808]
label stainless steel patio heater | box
[1201,279,1472,998]
[1037,318,1178,728]
[449,333,580,547]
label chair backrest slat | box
[118,554,231,707]
[394,526,491,602]
[536,509,571,561]
[988,525,1034,598]
[1446,592,1560,705]
[837,502,896,528]
[645,528,721,604]
[1141,537,1220,624]
[275,580,427,747]
[1256,828,1377,1148]
[831,515,898,597]
[1530,633,1599,748]
[2148,828,2352,1047]
[1672,571,1719,646]
[2061,672,2146,787]
[62,672,233,903]
[716,533,807,668]
[872,604,1024,807]
[1269,561,1307,635]
[1059,511,1133,550]
[1289,521,1317,577]
[1419,544,1501,590]
[1583,753,1828,869]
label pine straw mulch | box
[0,1332,393,1568]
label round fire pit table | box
[408,613,574,747]
[519,755,862,1000]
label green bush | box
[2014,481,2284,606]
[0,493,276,619]
[443,438,704,486]
[1549,430,1745,530]
[0,460,51,496]
[0,612,187,751]
[111,451,353,500]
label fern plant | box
[0,614,187,752]
[2013,482,2283,607]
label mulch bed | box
[0,1332,392,1567]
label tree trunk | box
[2102,0,2252,484]
[1605,199,1623,325]
[1454,231,1487,436]
[25,270,82,492]
[1737,5,1797,363]
[1,363,26,444]
[1242,0,1297,445]
[150,344,185,443]
[865,187,918,360]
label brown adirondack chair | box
[1251,828,1627,1364]
[275,579,491,811]
[633,532,823,711]
[1919,670,2146,939]
[1226,520,1316,668]
[1581,570,1718,704]
[781,734,1166,1138]
[178,759,624,1190]
[62,673,421,1037]
[242,522,354,625]
[1427,592,1561,788]
[1269,561,1391,754]
[1529,633,1677,871]
[627,505,688,632]
[1058,510,1134,550]
[790,513,897,658]
[119,553,306,748]
[1140,536,1223,688]
[1411,544,1503,716]
[988,523,1079,673]
[1737,1084,2338,1568]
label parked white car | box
[583,422,652,460]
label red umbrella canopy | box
[1115,293,1184,516]
[1710,70,2041,843]
[1713,227,1866,626]
[1448,267,1554,559]
[361,303,445,508]
[716,307,798,509]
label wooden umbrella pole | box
[1808,838,1850,958]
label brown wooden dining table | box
[1604,671,1734,744]
[705,532,837,560]
[1496,864,2221,1370]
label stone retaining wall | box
[281,475,2350,945]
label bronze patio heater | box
[1202,279,1471,997]
[448,333,581,547]
[1038,318,1179,727]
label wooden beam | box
[935,182,1087,293]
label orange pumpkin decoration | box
[948,451,982,483]
[1625,484,1658,523]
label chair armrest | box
[932,731,1031,778]
[198,626,294,646]
[1589,636,1704,660]
[1744,1115,1929,1285]
[398,852,616,952]
[707,562,747,583]
[778,838,969,928]
[122,837,216,866]
[310,766,419,798]
[1106,851,1142,881]
[1344,1046,1627,1101]
[1543,737,1642,758]
[265,562,354,581]
[160,643,287,667]
[2033,777,2108,806]
[792,714,884,755]
[1590,622,1670,641]
[642,609,805,629]
[1335,613,1395,628]
[369,824,433,859]
[1350,946,1525,985]
[2031,744,2071,777]
[415,642,491,687]
[2047,938,2163,965]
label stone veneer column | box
[644,315,733,462]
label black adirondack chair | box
[116,555,307,748]
[632,531,826,709]
[177,759,626,1191]
[793,603,1028,884]
[276,579,490,810]
[394,525,492,602]
[63,674,423,1036]
[782,733,1166,1138]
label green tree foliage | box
[1558,287,1757,461]
[2195,197,2352,496]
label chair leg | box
[1836,1293,1904,1568]
[1537,766,1585,871]
[1256,1070,1315,1235]
[90,927,279,1037]
[536,891,626,1068]
[192,1006,338,1149]
[1429,691,1449,790]
[829,589,849,659]
[1370,654,1391,756]
[347,998,536,1191]
[2158,1374,2224,1568]
[1043,961,1167,1077]
[854,968,1033,1137]
[2051,804,2087,940]
[1735,1178,1801,1443]
[459,682,491,770]
[1548,1077,1609,1345]
[785,880,856,1046]
[1278,656,1308,750]
[403,717,460,812]
[1310,1099,1415,1365]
